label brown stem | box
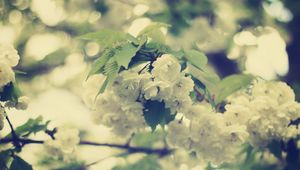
[0,137,174,157]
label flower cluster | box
[83,54,194,137]
[44,126,80,161]
[0,44,19,88]
[0,44,30,111]
[167,81,300,165]
[225,81,300,147]
[167,103,248,165]
[83,52,300,166]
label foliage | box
[112,156,162,170]
[143,100,175,131]
[10,156,33,170]
[5,116,50,138]
[1,0,300,169]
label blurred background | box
[0,0,300,169]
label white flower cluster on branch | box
[83,53,300,166]
[225,81,300,147]
[44,126,80,161]
[0,44,30,132]
[167,81,300,165]
[0,44,19,88]
[167,103,249,165]
[83,54,194,137]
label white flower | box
[189,113,248,165]
[165,96,193,114]
[172,75,194,98]
[0,61,15,88]
[168,111,248,165]
[185,103,213,120]
[15,96,30,110]
[44,126,80,161]
[152,54,181,83]
[167,120,192,149]
[224,104,253,126]
[0,44,20,67]
[252,81,295,105]
[92,89,145,137]
[225,81,300,147]
[142,80,172,100]
[112,71,142,101]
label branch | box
[0,137,174,157]
[3,110,22,149]
[79,141,173,157]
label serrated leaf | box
[143,100,175,131]
[103,58,119,76]
[78,29,137,47]
[97,58,120,94]
[113,43,139,69]
[215,74,254,104]
[87,49,114,79]
[184,50,208,70]
[188,64,220,94]
[5,116,49,138]
[98,77,109,95]
[10,156,33,170]
[138,23,169,43]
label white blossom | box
[167,112,248,165]
[167,120,192,149]
[15,96,30,110]
[252,81,295,105]
[44,126,80,161]
[83,54,194,137]
[0,61,15,88]
[112,71,143,101]
[0,44,20,67]
[152,54,181,83]
[91,87,145,137]
[225,81,300,147]
[172,75,194,98]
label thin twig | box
[0,137,174,157]
[4,113,22,149]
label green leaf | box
[78,29,136,47]
[188,64,220,95]
[113,42,139,69]
[87,49,114,79]
[103,58,119,76]
[138,23,169,43]
[10,156,32,170]
[112,156,162,170]
[268,140,282,160]
[215,74,254,104]
[97,76,109,95]
[0,83,22,102]
[97,58,120,94]
[0,150,11,170]
[184,50,208,70]
[6,116,49,138]
[143,100,175,131]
